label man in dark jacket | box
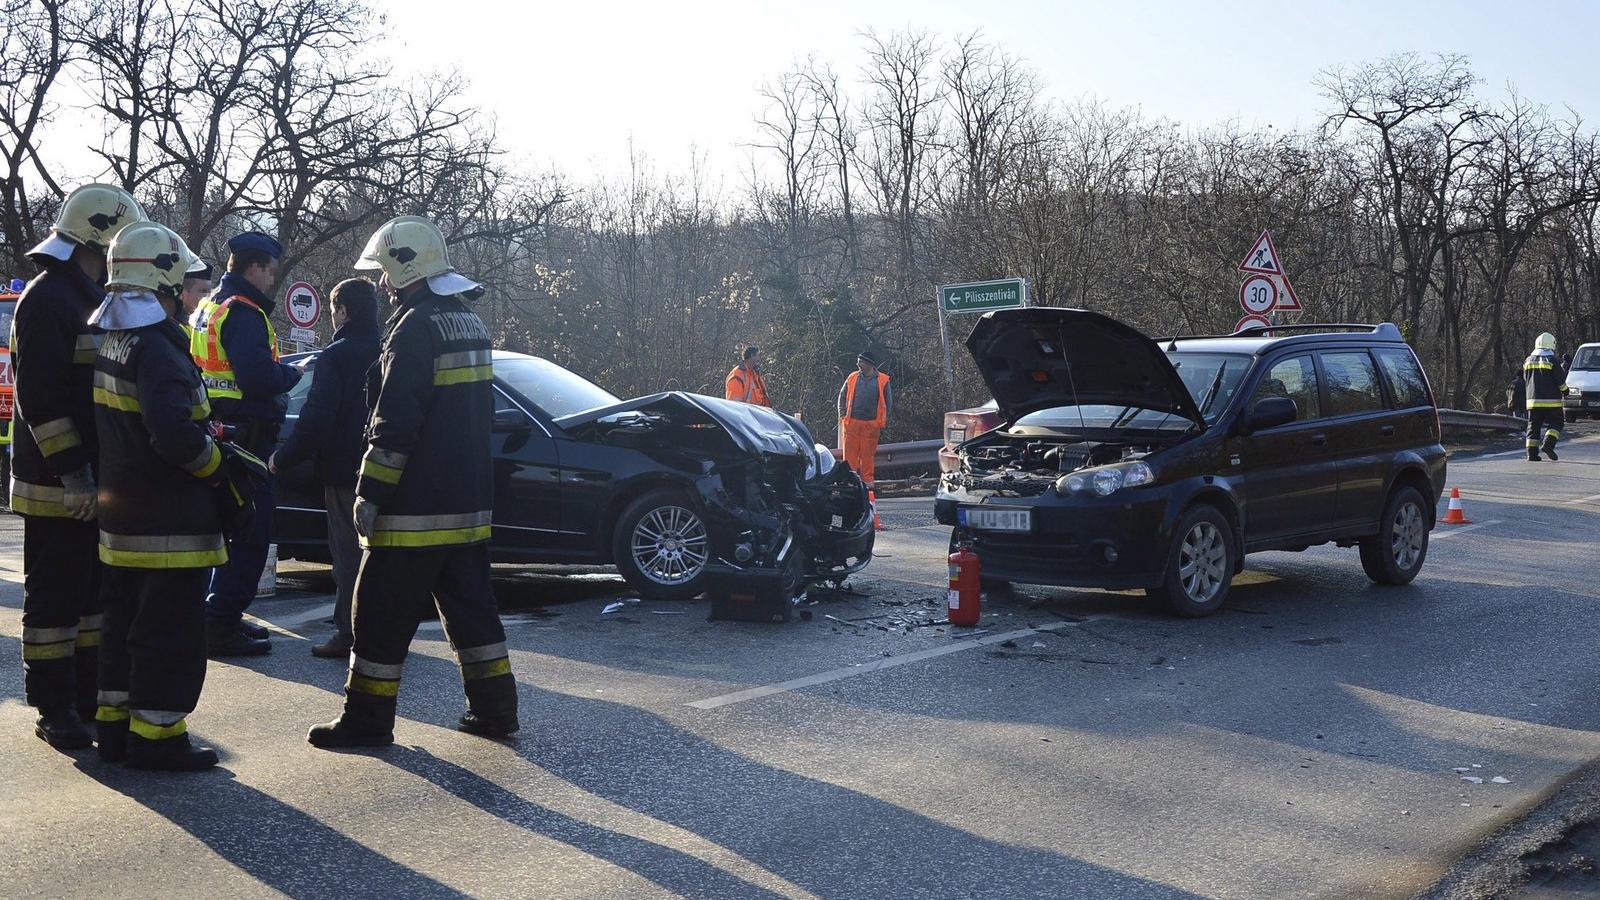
[272,278,381,658]
[308,215,517,749]
[11,183,144,749]
[90,221,229,770]
[195,231,302,656]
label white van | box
[1566,343,1600,421]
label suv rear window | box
[1319,351,1386,417]
[1373,348,1432,409]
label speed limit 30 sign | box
[1238,275,1278,315]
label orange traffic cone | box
[869,487,884,530]
[1438,487,1472,525]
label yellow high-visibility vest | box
[194,295,278,401]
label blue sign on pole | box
[7,279,21,292]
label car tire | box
[1147,505,1234,618]
[1358,485,1429,586]
[612,489,711,601]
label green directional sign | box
[940,278,1028,314]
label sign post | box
[935,278,1029,406]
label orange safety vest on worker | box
[838,369,890,483]
[193,295,279,402]
[724,363,771,407]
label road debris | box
[1491,776,1511,784]
[1462,776,1485,784]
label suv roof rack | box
[1159,322,1404,347]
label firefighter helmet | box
[355,215,483,297]
[1536,332,1557,352]
[37,183,146,255]
[106,222,194,297]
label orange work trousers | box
[839,419,882,484]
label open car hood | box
[964,307,1205,427]
[557,391,817,459]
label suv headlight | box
[1056,461,1155,497]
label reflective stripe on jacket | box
[95,317,226,569]
[196,295,279,402]
[356,289,494,551]
[1524,350,1566,410]
[10,260,104,517]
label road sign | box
[1236,313,1272,333]
[1239,275,1278,315]
[285,282,320,328]
[289,326,318,345]
[940,278,1027,315]
[1239,230,1282,275]
[1276,271,1303,311]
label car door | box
[488,387,568,555]
[1230,352,1341,547]
[1314,349,1392,530]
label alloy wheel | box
[1177,521,1227,605]
[1390,501,1425,572]
[631,505,709,586]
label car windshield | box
[1011,351,1251,431]
[0,300,15,348]
[1572,347,1600,371]
[495,356,620,418]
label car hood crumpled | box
[965,307,1206,427]
[556,391,820,459]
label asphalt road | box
[4,425,1600,898]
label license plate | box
[961,507,1032,532]
[1587,400,1600,407]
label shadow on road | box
[74,759,465,899]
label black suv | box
[935,308,1446,616]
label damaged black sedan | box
[276,351,875,600]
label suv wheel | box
[1148,505,1234,617]
[1359,486,1429,585]
[613,489,710,601]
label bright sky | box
[383,0,1600,180]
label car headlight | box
[812,442,836,478]
[1056,461,1154,497]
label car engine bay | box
[950,431,1160,497]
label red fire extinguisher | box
[947,537,981,627]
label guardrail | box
[835,409,1527,475]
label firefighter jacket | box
[9,258,103,517]
[194,273,300,427]
[356,288,493,551]
[1523,349,1566,410]
[94,316,227,569]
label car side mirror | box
[1244,397,1298,433]
[492,407,531,433]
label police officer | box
[308,215,518,748]
[90,221,241,770]
[11,183,143,749]
[195,232,301,656]
[1525,332,1566,461]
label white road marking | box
[261,602,336,628]
[1481,449,1528,459]
[1431,519,1502,539]
[686,621,1079,710]
[1567,493,1600,505]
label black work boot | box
[35,707,93,750]
[239,619,270,640]
[1543,440,1559,461]
[206,619,270,658]
[307,715,394,749]
[457,711,520,739]
[1527,451,1541,461]
[126,732,218,771]
[97,719,129,763]
[311,635,353,659]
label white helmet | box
[355,215,481,296]
[1536,332,1557,352]
[106,222,194,297]
[29,183,145,261]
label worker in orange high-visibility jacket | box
[837,351,891,484]
[724,346,771,407]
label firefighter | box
[11,183,144,749]
[724,346,771,407]
[195,232,302,656]
[89,221,247,770]
[837,351,891,485]
[1525,332,1566,461]
[308,215,518,749]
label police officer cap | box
[227,231,283,260]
